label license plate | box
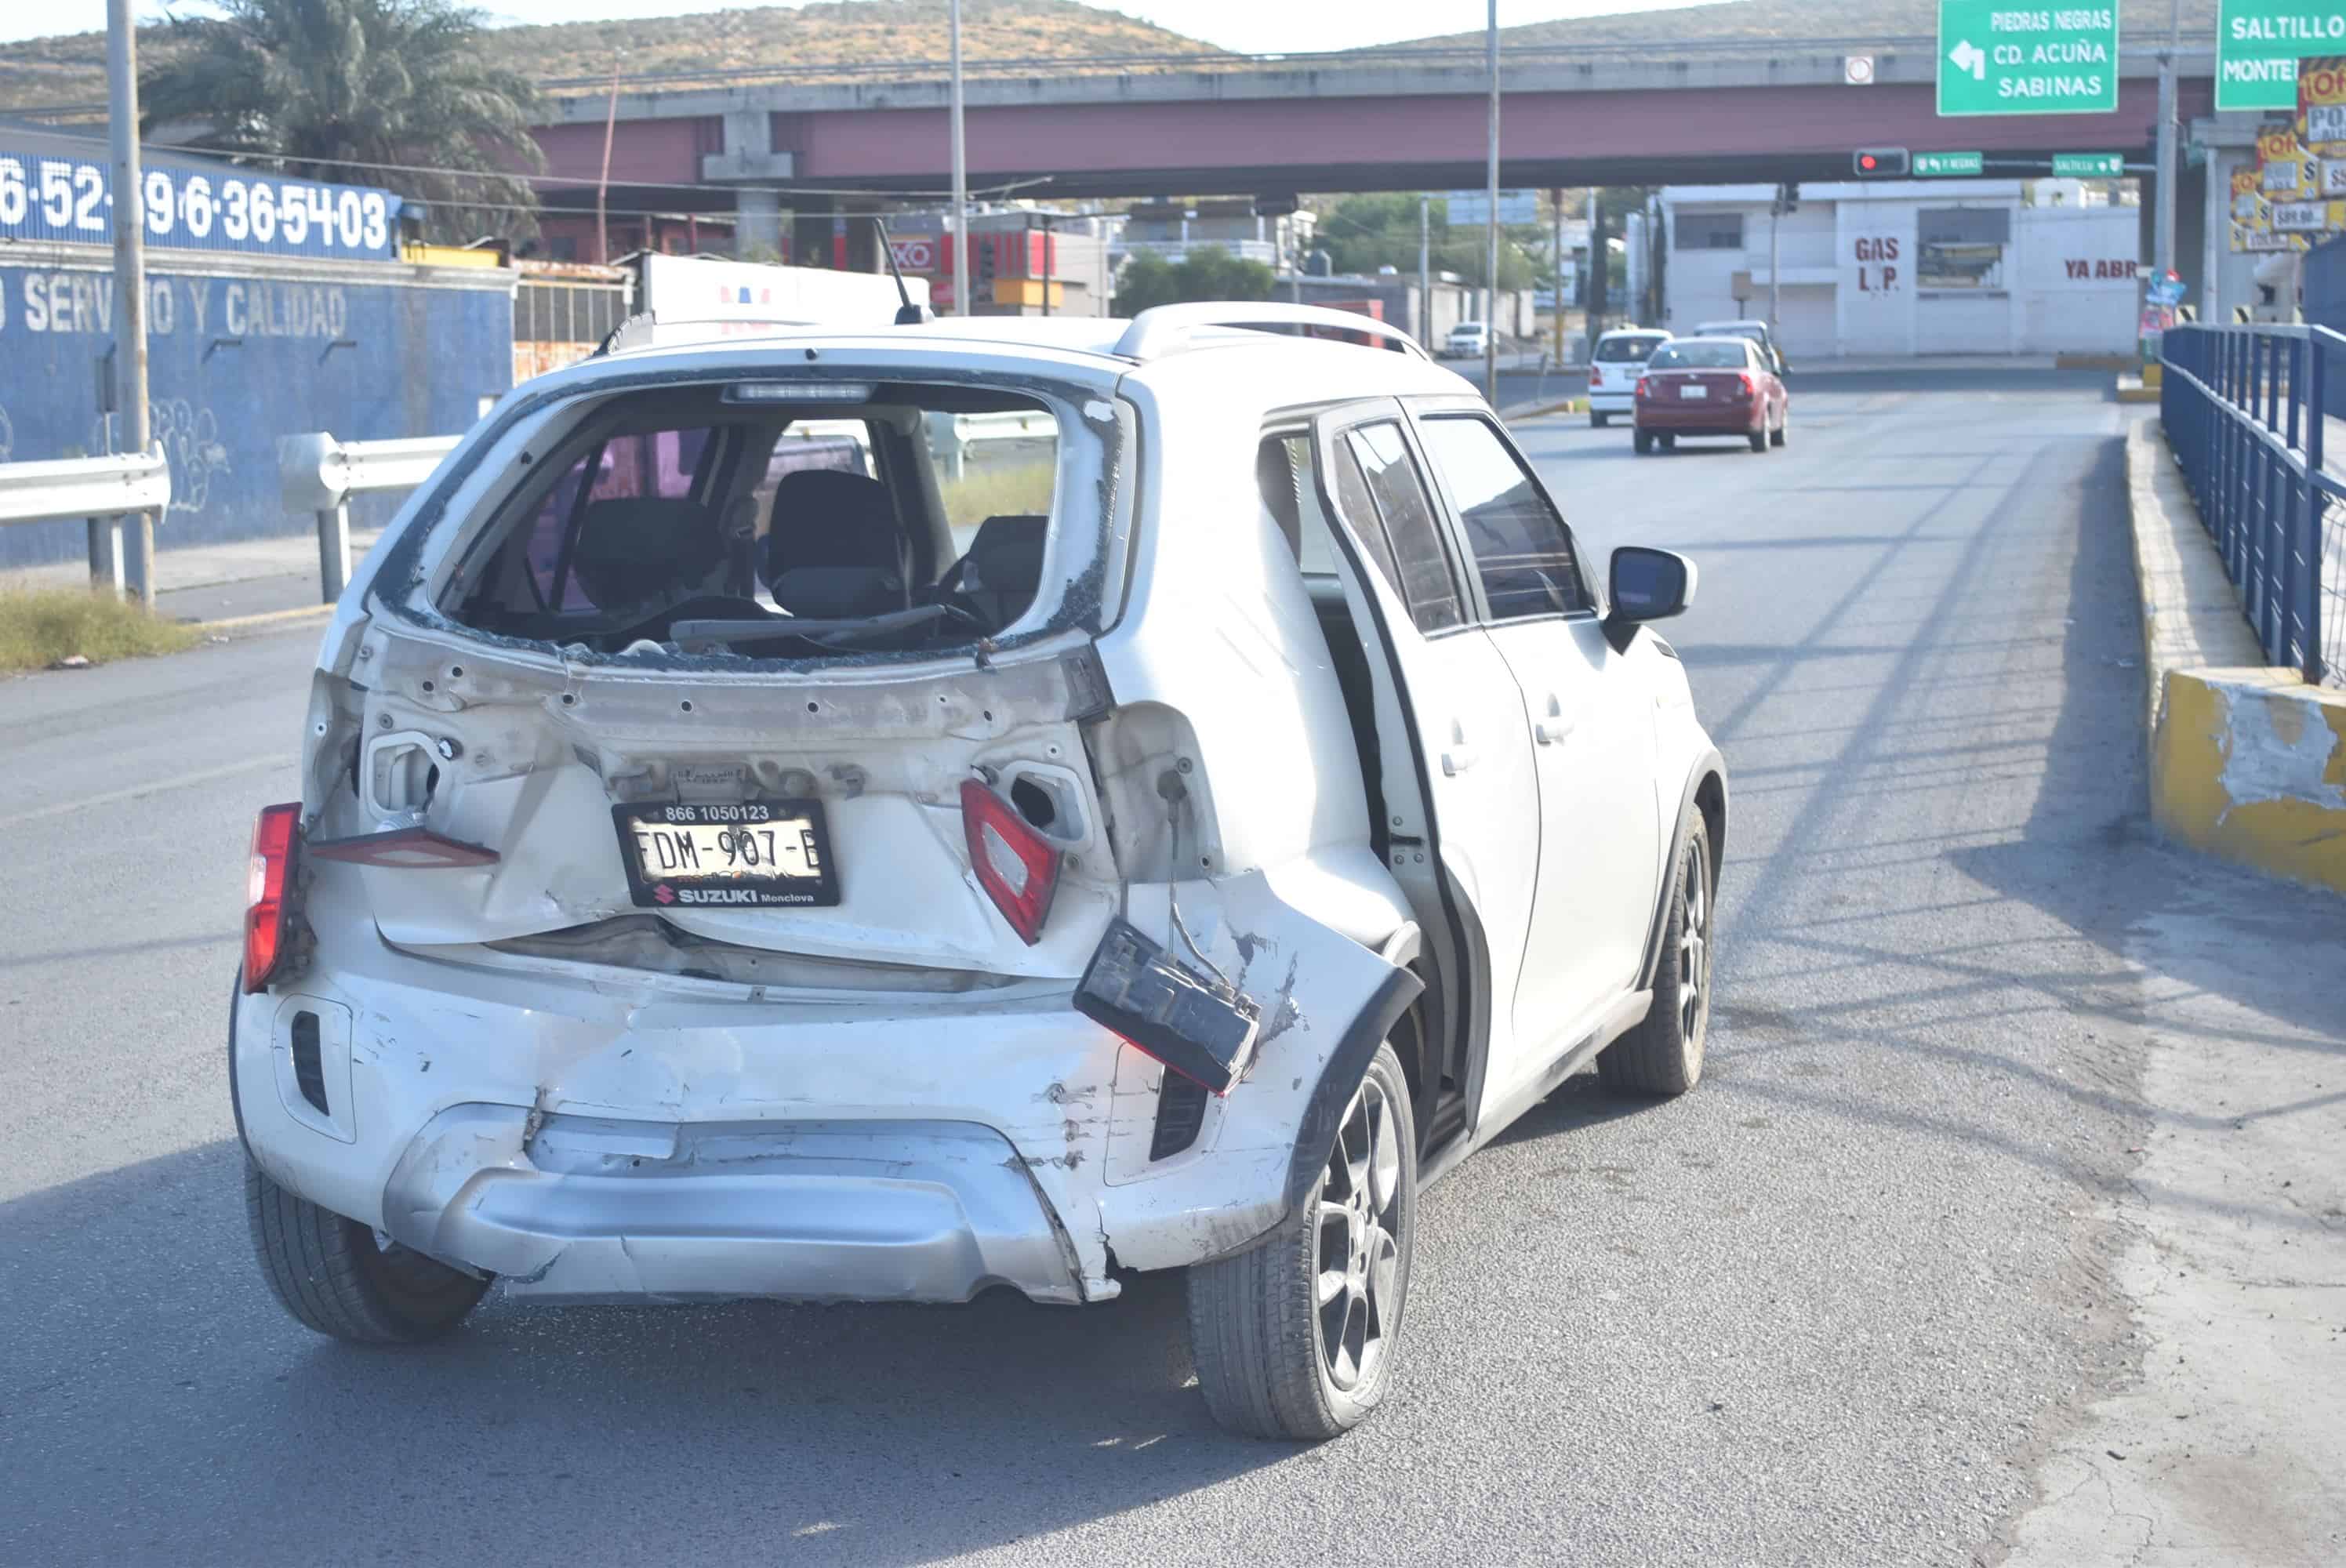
[1680,383,1709,399]
[612,800,841,909]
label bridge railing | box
[2159,324,2344,687]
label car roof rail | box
[1112,302,1430,362]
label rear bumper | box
[1587,389,1636,412]
[1636,402,1761,434]
[230,859,1416,1309]
[383,1108,1083,1305]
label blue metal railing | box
[2159,325,2343,687]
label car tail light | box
[961,778,1059,945]
[243,803,301,993]
[1634,377,1651,399]
[1736,372,1757,400]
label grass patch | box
[940,462,1056,543]
[0,586,200,674]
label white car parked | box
[232,302,1727,1440]
[1586,327,1670,426]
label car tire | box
[1598,808,1716,1098]
[245,1156,488,1342]
[1770,416,1788,448]
[1748,427,1768,453]
[1659,434,1676,451]
[1591,411,1610,428]
[1632,430,1654,455]
[1187,1041,1418,1441]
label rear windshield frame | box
[1650,342,1752,370]
[1594,333,1668,362]
[366,358,1132,673]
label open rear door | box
[1302,401,1543,1138]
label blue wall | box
[0,251,511,569]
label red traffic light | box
[1859,153,1878,171]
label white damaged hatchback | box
[233,302,1728,1440]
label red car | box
[1632,336,1789,455]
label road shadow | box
[0,1140,1291,1566]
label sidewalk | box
[1,527,378,626]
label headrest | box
[568,496,724,611]
[764,469,903,579]
[763,468,909,617]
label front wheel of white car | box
[1598,807,1716,1097]
[1186,1042,1418,1440]
[245,1157,488,1342]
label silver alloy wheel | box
[1678,836,1712,1037]
[1314,1074,1403,1392]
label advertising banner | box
[2258,123,2313,196]
[0,150,401,262]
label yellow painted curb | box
[2115,373,2160,404]
[198,604,335,632]
[2151,668,2346,895]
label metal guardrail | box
[278,432,462,603]
[0,447,170,597]
[2159,325,2344,687]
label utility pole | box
[1418,195,1432,346]
[106,0,152,607]
[2153,0,2179,284]
[1483,0,1500,404]
[1552,188,1564,365]
[949,0,970,315]
[595,59,622,263]
[1769,185,1783,331]
[1585,187,1604,364]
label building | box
[1658,181,2145,359]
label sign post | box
[2217,1,2346,112]
[1936,0,2119,116]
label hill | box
[0,0,1221,115]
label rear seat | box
[954,514,1048,630]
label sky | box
[2,1,1712,53]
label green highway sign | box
[2052,151,2126,176]
[1916,151,1986,175]
[1937,0,2119,116]
[2217,1,2346,111]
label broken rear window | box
[431,376,1080,661]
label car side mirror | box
[1604,546,1697,651]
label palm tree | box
[140,0,547,241]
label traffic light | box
[1854,147,1909,176]
[1775,181,1799,215]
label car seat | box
[568,495,728,613]
[762,469,912,619]
[949,514,1048,631]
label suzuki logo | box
[654,884,676,905]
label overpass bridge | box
[531,36,2221,259]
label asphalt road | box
[5,370,2341,1566]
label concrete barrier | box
[2126,420,2346,895]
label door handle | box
[1441,717,1479,775]
[1534,693,1574,746]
